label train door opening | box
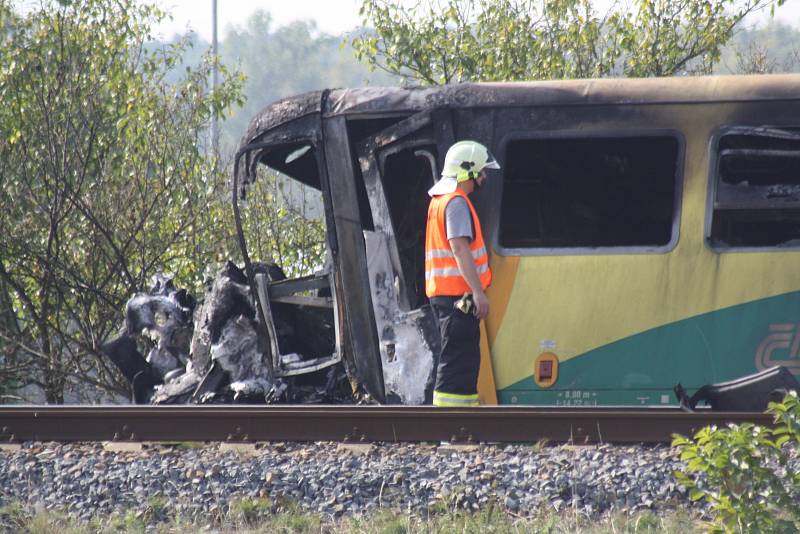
[351,112,444,403]
[377,143,439,309]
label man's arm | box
[449,236,489,320]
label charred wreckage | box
[102,263,359,404]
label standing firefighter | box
[425,140,499,407]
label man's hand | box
[449,237,490,320]
[472,290,489,320]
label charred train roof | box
[238,74,800,150]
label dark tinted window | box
[499,136,680,249]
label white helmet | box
[442,140,500,182]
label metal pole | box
[211,0,219,157]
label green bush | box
[672,391,800,533]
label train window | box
[498,135,680,250]
[709,127,800,249]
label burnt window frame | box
[705,124,800,253]
[494,129,686,257]
[250,137,339,257]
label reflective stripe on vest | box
[433,390,480,407]
[425,189,492,297]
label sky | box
[152,0,800,42]
[152,0,365,40]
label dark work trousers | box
[429,296,481,395]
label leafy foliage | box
[0,1,358,403]
[672,391,800,533]
[238,168,327,280]
[352,0,786,84]
[0,0,244,402]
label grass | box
[0,501,704,534]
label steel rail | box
[0,406,773,444]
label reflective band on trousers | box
[433,390,480,407]
[425,262,489,280]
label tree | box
[218,10,396,150]
[239,168,327,279]
[720,21,800,74]
[352,0,787,84]
[0,0,244,403]
[0,278,22,400]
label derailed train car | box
[234,74,800,406]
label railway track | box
[0,406,772,444]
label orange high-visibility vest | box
[425,188,492,297]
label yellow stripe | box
[433,391,479,407]
[483,254,520,388]
[477,321,498,405]
[433,399,480,407]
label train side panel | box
[483,99,800,405]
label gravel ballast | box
[0,441,696,523]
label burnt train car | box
[233,74,800,406]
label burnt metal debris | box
[102,263,353,405]
[674,365,800,412]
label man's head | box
[428,140,500,197]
